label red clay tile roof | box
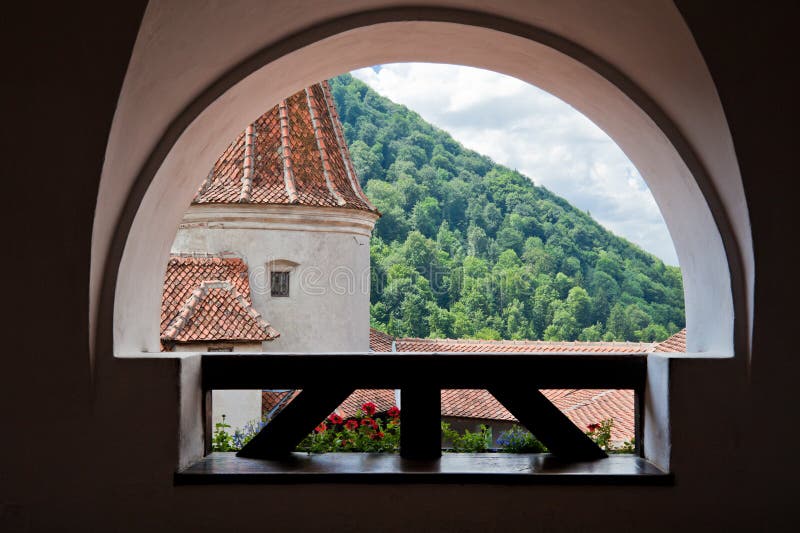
[194,81,376,213]
[335,389,398,419]
[161,256,278,345]
[258,332,667,442]
[654,328,687,352]
[440,389,516,421]
[364,331,643,443]
[262,390,301,418]
[328,388,634,443]
[369,328,394,352]
[393,337,656,353]
[545,389,634,443]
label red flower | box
[315,422,327,433]
[360,418,379,430]
[361,402,377,416]
[328,413,343,425]
[369,431,385,440]
[587,423,601,432]
[387,406,401,419]
[344,419,359,430]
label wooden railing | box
[202,351,646,461]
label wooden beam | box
[634,387,644,456]
[400,386,441,459]
[204,390,213,456]
[237,387,354,459]
[203,352,645,391]
[489,387,607,461]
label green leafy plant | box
[211,415,236,452]
[585,418,635,454]
[441,422,492,452]
[496,425,548,453]
[331,74,685,343]
[296,403,401,454]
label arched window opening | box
[96,14,750,480]
[158,65,687,466]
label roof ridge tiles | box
[161,257,278,345]
[193,82,377,213]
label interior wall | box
[98,1,750,359]
[2,1,796,531]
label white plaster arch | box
[93,3,751,365]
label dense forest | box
[331,74,684,342]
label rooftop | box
[194,81,376,213]
[393,336,660,353]
[332,328,690,443]
[161,256,279,346]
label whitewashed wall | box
[172,203,377,353]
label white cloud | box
[352,63,679,266]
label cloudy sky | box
[351,63,678,266]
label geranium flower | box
[328,413,343,425]
[361,402,377,416]
[369,431,385,440]
[344,419,359,430]
[587,423,601,432]
[387,406,400,418]
[315,422,327,433]
[361,418,376,428]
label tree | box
[330,74,685,340]
[467,225,489,257]
[349,140,383,183]
[544,301,580,341]
[411,197,442,237]
[496,226,524,255]
[578,323,603,342]
[566,286,592,329]
[637,323,669,342]
[403,231,436,276]
[532,283,558,338]
[606,303,632,340]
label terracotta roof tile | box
[394,337,656,354]
[194,81,376,213]
[369,328,394,352]
[160,256,278,345]
[262,390,301,418]
[335,389,398,418]
[365,331,639,443]
[327,387,634,444]
[441,389,516,421]
[654,328,687,352]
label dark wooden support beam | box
[400,386,442,459]
[634,387,644,456]
[489,387,607,461]
[237,387,354,459]
[203,352,645,390]
[203,353,645,461]
[204,390,213,456]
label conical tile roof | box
[194,81,376,212]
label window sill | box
[175,452,671,485]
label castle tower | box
[169,81,378,353]
[164,81,379,430]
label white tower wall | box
[171,203,378,353]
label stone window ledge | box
[175,452,671,485]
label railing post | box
[204,389,213,456]
[400,386,441,459]
[634,386,644,456]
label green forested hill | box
[331,74,684,342]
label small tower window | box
[271,271,290,297]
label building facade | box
[162,81,379,429]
